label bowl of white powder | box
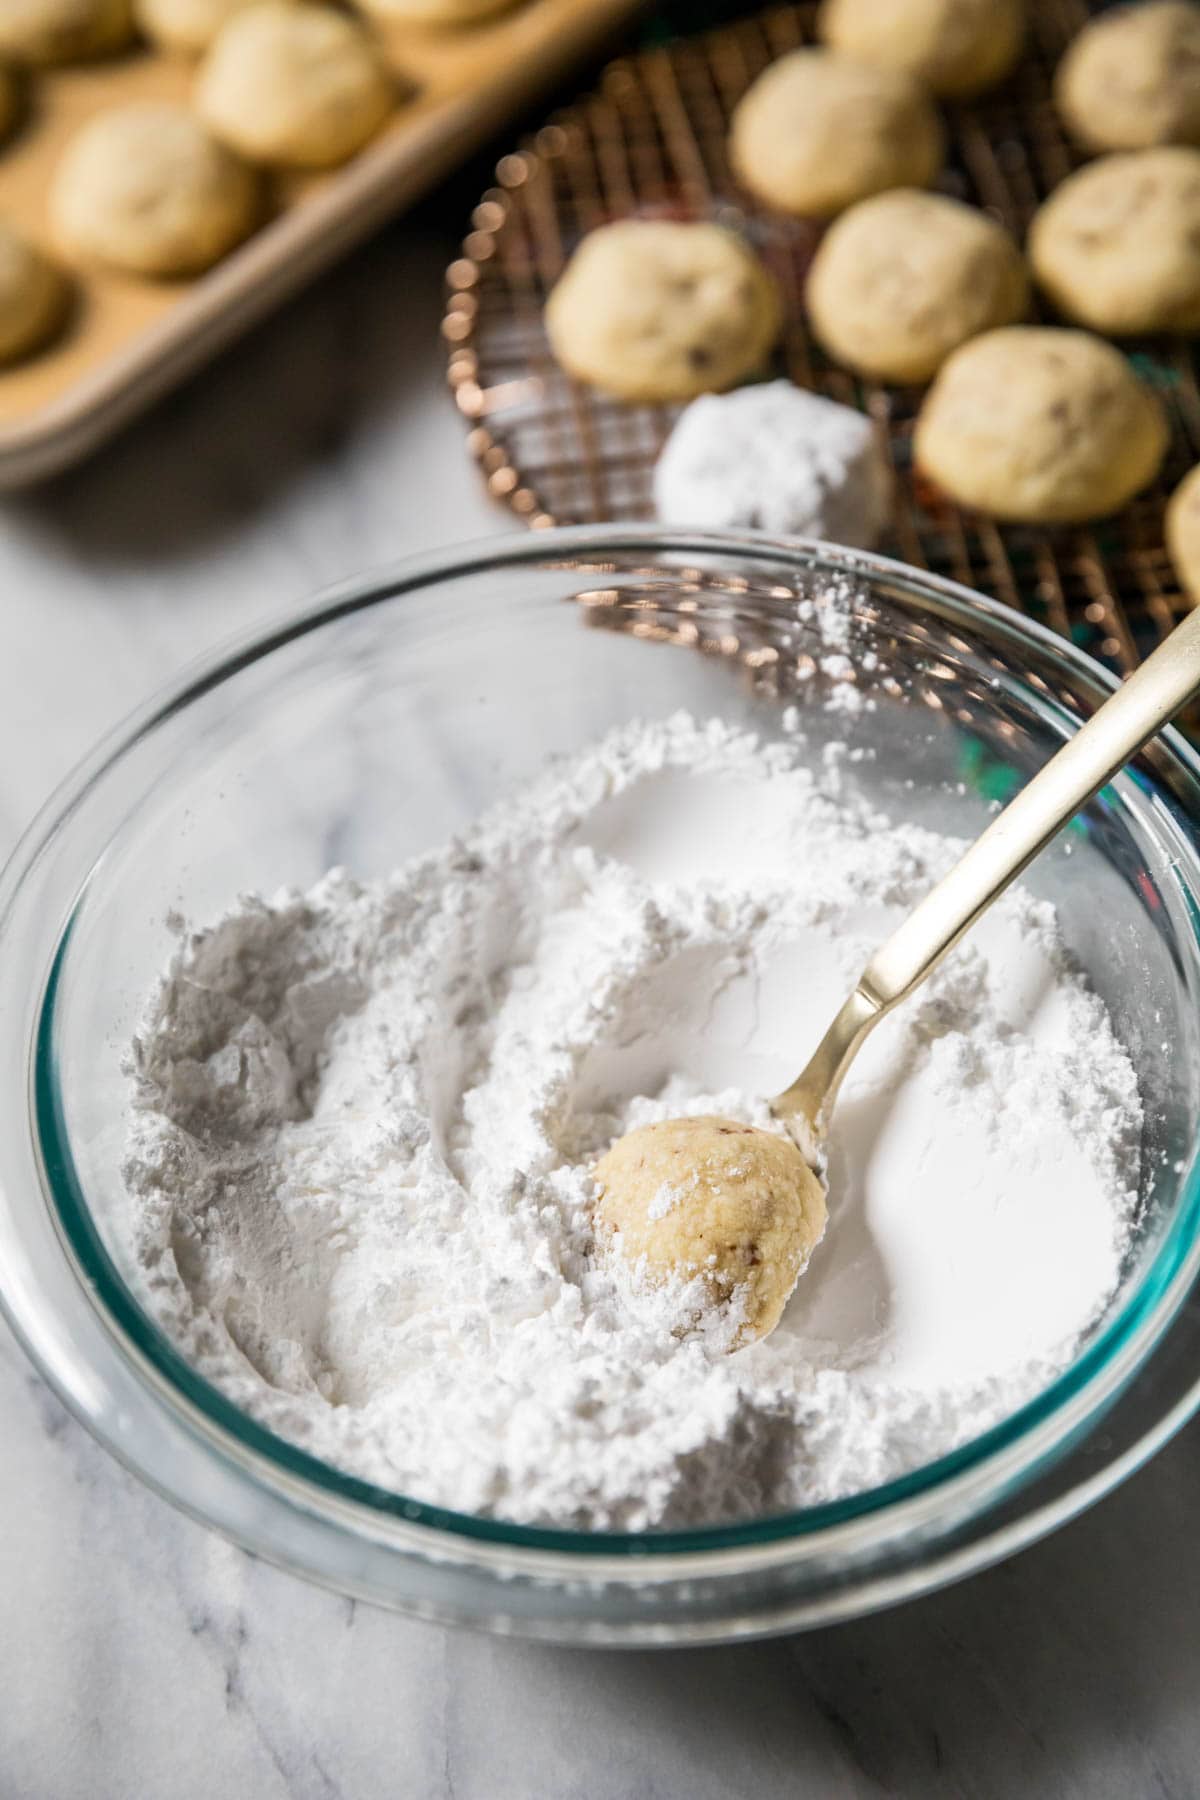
[4,528,1200,1644]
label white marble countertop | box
[3,220,1200,1800]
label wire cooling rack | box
[444,1,1200,677]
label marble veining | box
[2,221,1199,1800]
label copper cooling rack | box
[444,0,1200,678]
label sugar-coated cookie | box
[0,219,69,360]
[353,0,514,20]
[134,0,291,54]
[819,0,1024,98]
[1055,2,1200,152]
[730,49,944,219]
[914,327,1168,524]
[807,189,1027,384]
[0,0,132,62]
[51,102,259,276]
[1029,148,1200,335]
[1167,465,1200,595]
[654,381,892,547]
[197,2,392,169]
[544,219,781,404]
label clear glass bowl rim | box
[8,524,1200,1579]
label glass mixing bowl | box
[4,528,1200,1647]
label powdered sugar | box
[122,713,1142,1530]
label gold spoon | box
[596,605,1200,1347]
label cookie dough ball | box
[819,0,1024,98]
[134,0,289,54]
[730,49,944,220]
[914,327,1168,524]
[0,221,69,361]
[544,220,781,404]
[196,2,392,169]
[0,0,132,62]
[807,190,1028,384]
[51,103,259,276]
[1166,465,1200,595]
[595,1117,826,1350]
[1029,148,1200,336]
[354,0,513,18]
[1055,2,1200,152]
[654,380,892,546]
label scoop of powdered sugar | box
[653,380,893,546]
[123,712,1141,1530]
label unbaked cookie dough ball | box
[196,2,392,169]
[0,0,132,62]
[544,219,781,404]
[1166,465,1200,595]
[654,380,892,546]
[1029,148,1200,336]
[819,0,1024,98]
[914,326,1168,524]
[134,0,290,54]
[51,102,259,276]
[1055,2,1200,152]
[730,49,944,219]
[0,220,69,361]
[807,189,1028,384]
[594,1116,827,1350]
[353,0,513,19]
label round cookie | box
[0,220,69,362]
[1166,465,1200,596]
[819,0,1024,98]
[0,0,132,62]
[134,0,291,54]
[51,102,259,276]
[807,189,1028,384]
[914,327,1168,524]
[1029,148,1200,336]
[196,2,392,169]
[543,220,781,404]
[1055,2,1200,153]
[654,381,892,547]
[594,1117,827,1351]
[353,0,513,19]
[729,48,945,219]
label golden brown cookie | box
[1029,147,1200,335]
[819,0,1025,98]
[544,219,781,403]
[914,326,1168,524]
[1167,465,1200,596]
[0,219,69,361]
[729,48,945,219]
[807,189,1028,383]
[134,0,292,54]
[196,2,392,169]
[1055,1,1200,152]
[51,102,259,276]
[0,0,132,62]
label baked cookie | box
[134,0,291,54]
[353,0,513,19]
[1029,148,1200,336]
[819,0,1024,98]
[807,189,1027,384]
[729,48,944,219]
[544,220,781,403]
[1167,465,1200,596]
[51,102,259,276]
[196,3,392,168]
[1055,2,1200,152]
[913,326,1168,524]
[654,380,892,547]
[0,0,132,62]
[0,220,69,361]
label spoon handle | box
[775,603,1200,1140]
